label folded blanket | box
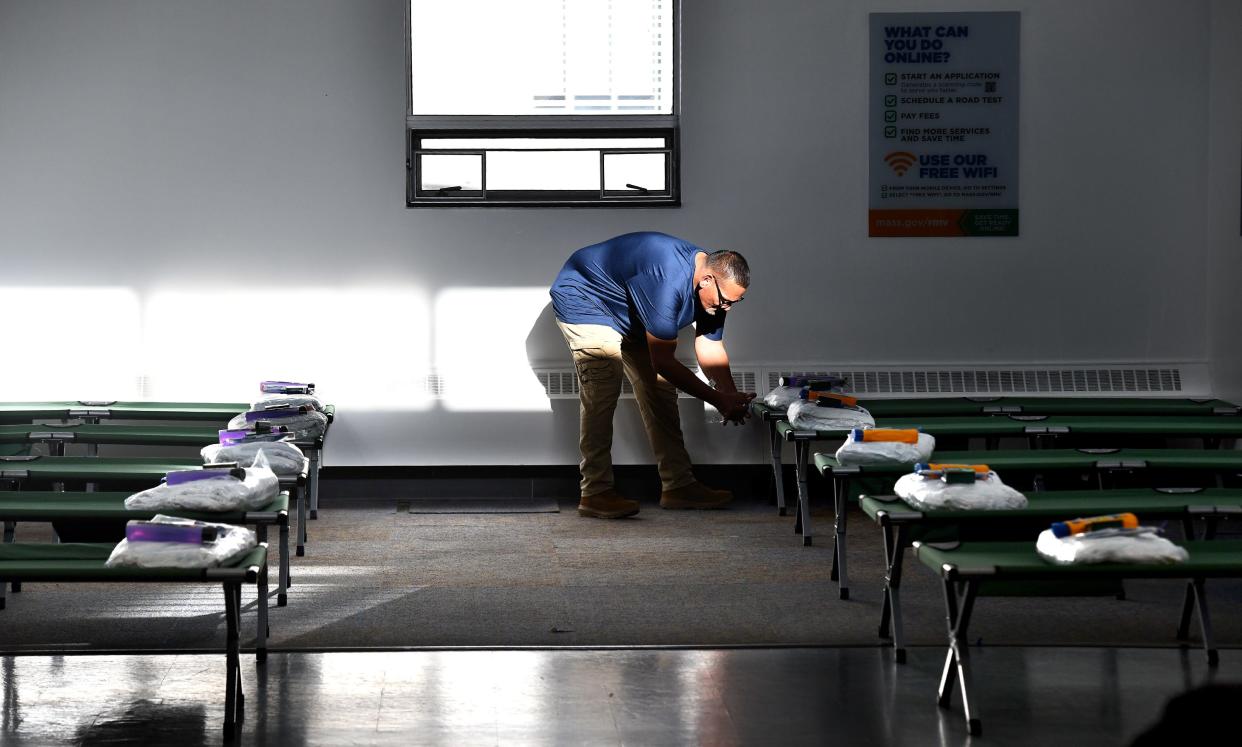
[762,386,805,409]
[253,393,325,412]
[124,467,279,513]
[1036,527,1188,565]
[227,409,328,440]
[201,441,305,477]
[836,432,935,466]
[788,399,875,431]
[106,516,256,569]
[895,469,1027,511]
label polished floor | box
[1,646,1236,745]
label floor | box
[0,646,1235,745]
[7,499,1240,651]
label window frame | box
[405,1,681,208]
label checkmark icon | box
[884,95,897,107]
[884,126,897,138]
[884,73,897,85]
[884,110,897,123]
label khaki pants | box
[557,320,696,497]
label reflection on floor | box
[1,647,1235,746]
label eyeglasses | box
[711,276,743,309]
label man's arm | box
[694,335,736,394]
[694,335,756,424]
[646,333,753,423]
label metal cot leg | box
[832,478,850,599]
[223,582,243,741]
[1191,578,1219,667]
[3,523,17,594]
[255,532,269,664]
[795,441,812,546]
[278,517,290,605]
[770,425,787,516]
[295,487,306,557]
[878,524,908,662]
[308,449,321,520]
[937,579,982,736]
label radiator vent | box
[538,371,579,397]
[767,368,1184,395]
[536,369,757,399]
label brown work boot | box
[577,489,640,519]
[659,481,733,510]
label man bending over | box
[550,231,755,519]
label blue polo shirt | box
[550,232,725,341]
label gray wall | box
[1207,0,1242,404]
[0,0,1235,466]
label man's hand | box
[714,391,756,425]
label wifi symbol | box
[884,151,917,176]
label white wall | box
[1207,0,1242,403]
[0,0,1225,465]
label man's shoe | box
[577,490,640,519]
[659,481,733,510]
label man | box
[550,231,756,519]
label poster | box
[869,12,1020,237]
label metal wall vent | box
[537,371,579,397]
[536,368,757,399]
[767,368,1184,395]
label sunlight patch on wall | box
[145,287,432,409]
[434,287,553,412]
[0,287,141,399]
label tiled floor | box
[1,646,1235,746]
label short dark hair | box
[707,250,750,289]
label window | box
[407,1,679,207]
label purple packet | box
[260,381,313,394]
[126,521,218,544]
[165,467,245,485]
[219,429,249,445]
[243,408,305,423]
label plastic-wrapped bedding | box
[1036,528,1188,565]
[202,440,305,477]
[763,386,805,409]
[836,432,935,466]
[124,466,279,513]
[227,408,328,440]
[253,393,325,412]
[787,400,875,431]
[894,470,1027,511]
[106,516,257,569]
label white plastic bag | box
[894,470,1027,511]
[202,440,305,477]
[124,466,279,512]
[227,408,328,440]
[1036,528,1189,565]
[762,386,805,409]
[106,515,257,569]
[836,432,935,466]
[253,393,324,412]
[788,399,875,431]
